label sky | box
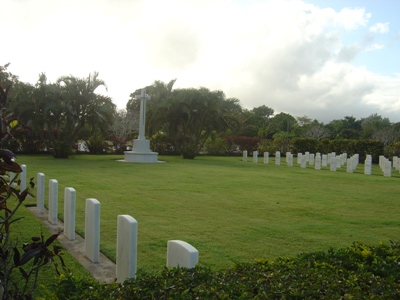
[2,0,400,124]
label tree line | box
[1,63,399,159]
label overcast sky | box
[3,0,400,123]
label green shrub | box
[293,138,318,154]
[46,241,400,299]
[204,136,229,156]
[385,141,400,158]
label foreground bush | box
[43,241,400,299]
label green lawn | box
[19,154,400,273]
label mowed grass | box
[19,154,400,272]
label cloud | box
[2,0,400,124]
[369,22,390,33]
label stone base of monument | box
[124,139,158,163]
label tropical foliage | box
[2,63,400,159]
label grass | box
[18,154,400,273]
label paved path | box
[27,207,116,283]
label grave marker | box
[37,173,45,214]
[167,240,199,268]
[85,198,100,263]
[263,152,269,164]
[64,187,76,241]
[253,151,258,163]
[48,179,58,225]
[116,215,138,283]
[275,151,280,165]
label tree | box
[302,121,331,140]
[0,67,65,298]
[154,87,237,159]
[12,72,116,157]
[250,105,274,139]
[109,109,138,153]
[326,116,362,139]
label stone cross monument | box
[124,89,158,163]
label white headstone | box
[275,151,281,165]
[287,153,293,167]
[315,154,321,170]
[305,152,310,162]
[384,160,392,177]
[301,155,307,168]
[64,187,76,241]
[346,158,353,173]
[336,156,342,168]
[243,150,248,162]
[167,240,199,269]
[364,157,372,175]
[48,179,58,225]
[36,173,45,214]
[85,198,100,263]
[20,164,26,191]
[322,155,328,167]
[330,156,337,171]
[309,154,315,166]
[297,153,302,164]
[253,151,258,163]
[116,215,138,283]
[263,152,269,164]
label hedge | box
[42,241,400,299]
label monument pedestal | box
[124,139,158,163]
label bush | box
[385,141,400,158]
[150,132,179,155]
[293,138,318,154]
[204,136,229,156]
[46,241,400,299]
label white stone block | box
[48,179,58,225]
[315,155,321,170]
[275,151,280,165]
[346,158,353,173]
[322,155,328,167]
[64,187,76,241]
[116,215,138,283]
[252,151,258,163]
[305,152,310,162]
[297,153,302,164]
[309,154,315,166]
[384,160,392,177]
[36,173,45,214]
[263,152,269,164]
[301,155,307,168]
[364,158,372,175]
[287,153,293,167]
[330,157,337,171]
[167,240,199,269]
[242,150,248,162]
[20,165,26,191]
[85,198,100,263]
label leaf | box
[19,247,42,266]
[8,119,18,129]
[0,161,22,172]
[0,149,16,165]
[18,267,28,280]
[45,232,60,247]
[13,247,20,265]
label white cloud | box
[2,0,400,123]
[369,22,390,33]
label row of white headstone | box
[244,150,396,177]
[14,167,199,283]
